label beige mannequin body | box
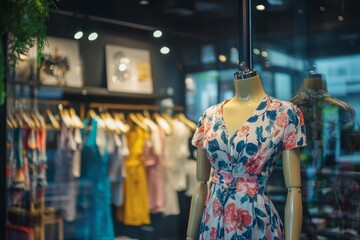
[187,75,303,240]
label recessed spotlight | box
[261,51,269,57]
[253,48,260,55]
[218,55,227,62]
[139,0,149,5]
[153,30,162,38]
[74,31,83,40]
[256,5,265,11]
[338,15,344,21]
[160,47,170,54]
[88,32,98,41]
[320,6,325,11]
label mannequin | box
[289,71,357,238]
[290,71,355,164]
[187,64,305,240]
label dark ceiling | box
[50,0,360,58]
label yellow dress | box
[116,127,150,226]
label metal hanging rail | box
[89,102,184,111]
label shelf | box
[38,85,169,100]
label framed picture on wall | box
[105,44,153,94]
[40,36,83,87]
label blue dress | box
[82,117,114,240]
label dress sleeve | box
[282,105,307,150]
[191,111,207,149]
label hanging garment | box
[36,128,47,203]
[116,127,150,226]
[192,95,306,240]
[7,128,26,206]
[142,120,165,213]
[6,223,34,240]
[82,117,114,239]
[23,129,38,204]
[161,122,181,216]
[51,124,81,221]
[172,119,192,191]
[108,133,128,207]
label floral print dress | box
[192,95,306,240]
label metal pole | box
[238,0,253,69]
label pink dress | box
[192,95,306,240]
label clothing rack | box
[14,98,70,106]
[89,102,184,111]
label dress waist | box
[212,170,266,195]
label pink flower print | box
[212,198,222,217]
[210,227,217,240]
[205,132,217,141]
[275,111,288,128]
[268,99,282,111]
[237,125,250,137]
[224,203,236,233]
[236,177,259,198]
[205,212,211,224]
[236,208,252,230]
[245,145,270,174]
[284,131,297,149]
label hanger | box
[113,112,130,133]
[19,109,35,129]
[153,112,172,135]
[30,111,42,129]
[69,107,84,129]
[128,113,149,132]
[176,113,197,131]
[59,108,73,128]
[7,114,18,128]
[161,112,174,129]
[43,108,60,129]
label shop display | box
[188,71,306,239]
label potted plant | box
[0,0,52,105]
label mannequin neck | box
[301,77,328,91]
[233,75,266,101]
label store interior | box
[3,0,360,239]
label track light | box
[88,32,98,41]
[74,31,83,40]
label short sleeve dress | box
[192,95,306,240]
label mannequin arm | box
[282,149,302,240]
[186,148,211,240]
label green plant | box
[0,0,53,105]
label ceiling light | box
[218,55,227,62]
[256,5,265,11]
[253,48,260,55]
[74,31,83,40]
[88,32,98,41]
[261,51,269,57]
[320,6,325,11]
[139,0,149,5]
[338,15,344,21]
[160,47,170,54]
[153,30,162,38]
